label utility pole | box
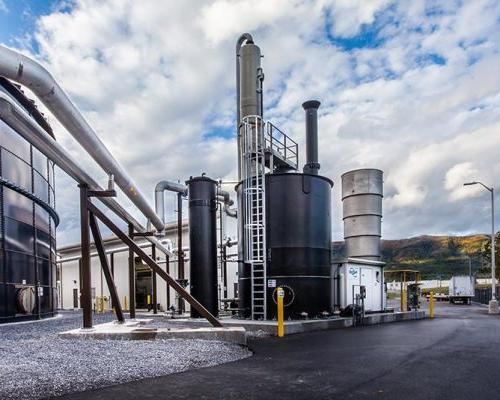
[464,182,497,314]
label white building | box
[56,219,239,313]
[333,258,386,312]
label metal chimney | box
[236,35,263,181]
[341,169,383,260]
[302,100,321,175]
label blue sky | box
[1,0,500,245]
[0,0,58,48]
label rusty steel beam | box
[151,244,158,314]
[177,192,185,314]
[79,184,92,329]
[128,223,136,319]
[88,211,125,323]
[88,202,222,327]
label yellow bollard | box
[94,296,99,314]
[277,287,285,337]
[101,296,106,314]
[124,296,128,311]
[147,294,151,306]
[401,289,407,312]
[429,291,435,319]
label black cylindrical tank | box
[238,172,332,319]
[0,77,58,323]
[186,176,218,318]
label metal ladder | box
[241,115,267,320]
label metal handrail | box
[266,122,298,169]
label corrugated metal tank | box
[0,78,58,323]
[341,169,383,260]
[238,172,333,319]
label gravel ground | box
[0,311,251,400]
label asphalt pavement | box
[50,302,500,400]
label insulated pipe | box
[57,239,172,264]
[0,45,164,231]
[154,180,187,227]
[217,188,237,218]
[302,100,321,175]
[0,93,173,257]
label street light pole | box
[490,187,495,299]
[464,181,497,314]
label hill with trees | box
[332,234,500,280]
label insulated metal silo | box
[341,169,383,260]
[0,77,58,323]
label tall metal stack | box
[341,169,383,260]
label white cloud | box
[0,0,8,13]
[7,0,500,244]
[445,162,480,201]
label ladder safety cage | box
[241,115,267,320]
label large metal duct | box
[302,100,321,175]
[0,92,173,257]
[341,169,383,261]
[0,45,164,231]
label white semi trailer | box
[449,276,475,305]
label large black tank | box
[238,172,332,319]
[186,176,218,318]
[0,78,58,323]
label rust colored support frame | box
[128,223,136,319]
[177,191,184,314]
[166,255,170,308]
[166,254,170,309]
[88,212,125,323]
[151,244,157,314]
[88,202,222,327]
[79,184,93,329]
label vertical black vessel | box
[186,176,218,317]
[0,77,58,323]
[265,172,332,319]
[238,97,333,319]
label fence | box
[474,287,500,304]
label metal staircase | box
[241,115,267,319]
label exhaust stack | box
[341,169,383,261]
[302,100,321,175]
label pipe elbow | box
[236,33,254,51]
[0,46,56,98]
[217,188,231,204]
[155,180,187,195]
[224,203,237,218]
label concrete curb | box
[162,311,427,336]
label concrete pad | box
[163,311,427,336]
[58,320,247,345]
